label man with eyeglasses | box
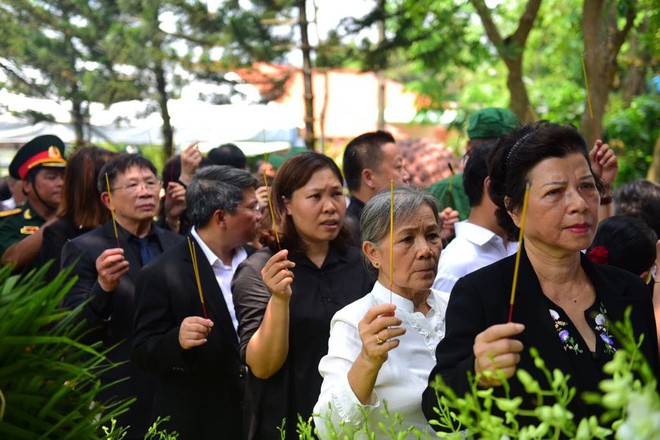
[61,153,182,439]
[132,165,261,439]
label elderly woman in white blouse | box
[314,187,450,438]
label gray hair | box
[360,186,440,276]
[186,165,257,227]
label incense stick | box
[445,162,455,210]
[263,154,281,250]
[105,173,121,248]
[187,237,209,319]
[389,180,394,304]
[507,182,531,323]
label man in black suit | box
[61,154,182,439]
[132,165,262,439]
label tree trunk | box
[581,0,636,147]
[155,63,174,158]
[470,0,541,124]
[298,0,315,150]
[621,19,648,106]
[504,57,535,124]
[70,98,85,148]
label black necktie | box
[138,238,155,266]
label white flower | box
[549,309,560,320]
[595,314,606,326]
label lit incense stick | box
[263,154,281,250]
[389,180,394,304]
[508,183,531,323]
[105,173,121,248]
[445,162,455,210]
[187,237,209,319]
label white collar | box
[190,227,246,269]
[371,281,437,314]
[455,220,501,246]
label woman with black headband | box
[422,121,659,430]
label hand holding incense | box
[507,182,531,323]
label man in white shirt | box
[133,165,261,439]
[433,136,518,294]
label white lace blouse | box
[313,281,450,439]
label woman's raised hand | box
[357,303,406,367]
[261,249,295,299]
[473,322,525,387]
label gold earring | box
[374,262,379,268]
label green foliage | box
[287,308,658,439]
[0,263,130,439]
[428,308,659,440]
[604,94,660,184]
[103,416,179,440]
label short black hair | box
[613,179,660,238]
[97,154,157,192]
[186,165,257,227]
[488,121,604,240]
[590,215,657,276]
[343,130,396,192]
[462,140,498,207]
[207,143,247,169]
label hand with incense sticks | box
[94,173,130,293]
[61,154,181,437]
[422,122,660,428]
[232,153,373,438]
[314,187,449,438]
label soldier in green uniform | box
[426,107,520,221]
[0,135,66,271]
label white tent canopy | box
[0,93,301,156]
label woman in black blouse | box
[232,152,374,440]
[422,122,659,428]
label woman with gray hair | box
[313,187,450,438]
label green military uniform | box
[1,134,66,270]
[0,202,45,257]
[426,176,470,221]
[428,108,520,221]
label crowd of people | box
[1,108,659,439]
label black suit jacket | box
[132,236,253,440]
[40,217,95,282]
[61,221,182,439]
[422,247,659,427]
